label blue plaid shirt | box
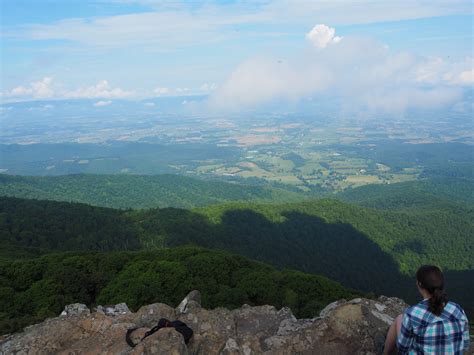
[397,299,470,354]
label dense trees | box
[1,194,471,317]
[336,178,474,209]
[0,174,304,209]
[0,247,360,334]
[0,197,140,258]
[0,174,472,333]
[135,199,472,285]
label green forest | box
[0,246,359,334]
[0,172,472,334]
[1,185,472,322]
[0,174,305,209]
[1,171,472,212]
[3,195,472,277]
[336,177,474,210]
[133,198,473,311]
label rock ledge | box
[0,291,408,354]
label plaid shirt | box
[397,299,470,354]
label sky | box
[0,0,473,113]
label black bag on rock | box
[126,318,193,347]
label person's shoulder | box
[443,301,467,320]
[405,300,429,320]
[444,301,463,313]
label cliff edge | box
[0,291,422,354]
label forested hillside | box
[1,169,472,211]
[0,246,359,334]
[1,196,472,318]
[0,174,305,209]
[336,178,474,210]
[134,199,473,300]
[0,197,141,258]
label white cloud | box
[154,87,170,95]
[211,57,316,107]
[31,77,55,98]
[93,100,112,107]
[415,57,445,84]
[11,86,32,96]
[2,78,132,101]
[457,69,474,84]
[447,62,474,85]
[67,80,133,99]
[211,29,469,114]
[414,57,474,86]
[2,79,218,103]
[306,24,342,49]
[7,77,55,99]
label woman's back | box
[397,299,470,354]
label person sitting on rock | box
[383,265,470,354]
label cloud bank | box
[210,24,472,114]
[1,78,133,101]
[1,79,220,103]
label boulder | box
[132,303,177,328]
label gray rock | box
[319,299,346,317]
[7,293,469,355]
[177,290,202,314]
[129,328,189,355]
[96,303,131,316]
[133,303,177,328]
[220,338,240,354]
[60,303,90,317]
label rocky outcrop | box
[0,291,420,354]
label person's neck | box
[420,290,431,300]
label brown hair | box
[416,265,448,316]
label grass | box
[345,175,383,184]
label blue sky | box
[1,0,473,112]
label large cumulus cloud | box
[210,24,471,115]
